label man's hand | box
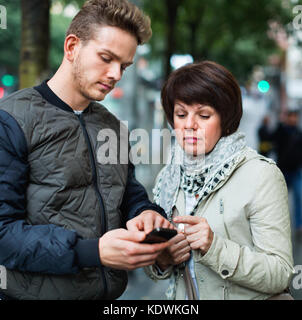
[126,210,174,234]
[156,232,191,270]
[173,216,214,255]
[98,228,170,271]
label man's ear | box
[64,34,81,62]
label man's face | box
[72,25,138,102]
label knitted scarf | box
[153,131,248,219]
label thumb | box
[118,229,146,243]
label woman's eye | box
[200,115,210,119]
[177,114,186,118]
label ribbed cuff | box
[74,239,102,268]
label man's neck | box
[47,67,90,111]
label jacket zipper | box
[77,113,108,298]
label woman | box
[146,61,294,300]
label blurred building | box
[286,30,302,119]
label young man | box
[0,0,172,300]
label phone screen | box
[142,228,177,244]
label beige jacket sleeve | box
[195,163,295,294]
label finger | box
[127,258,159,270]
[124,253,159,270]
[130,240,171,256]
[185,223,205,235]
[160,218,174,229]
[170,238,190,253]
[171,244,191,258]
[189,240,204,251]
[174,252,191,265]
[151,241,171,252]
[186,232,203,244]
[168,233,186,245]
[153,215,169,230]
[173,216,202,225]
[143,214,155,234]
[117,229,146,243]
[127,219,143,232]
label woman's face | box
[173,101,222,156]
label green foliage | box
[142,0,294,82]
[0,0,294,83]
[0,0,83,75]
[0,0,21,74]
[49,11,73,71]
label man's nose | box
[107,63,122,82]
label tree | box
[19,0,85,89]
[0,0,21,75]
[19,0,50,89]
[142,0,293,82]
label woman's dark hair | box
[161,61,243,137]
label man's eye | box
[101,56,111,63]
[200,115,210,119]
[177,114,186,118]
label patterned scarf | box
[153,131,248,219]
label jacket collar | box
[34,80,91,114]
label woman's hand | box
[173,216,214,255]
[156,232,191,270]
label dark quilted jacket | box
[0,83,166,300]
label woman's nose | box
[185,115,197,130]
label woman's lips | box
[184,137,198,144]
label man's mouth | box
[98,82,113,91]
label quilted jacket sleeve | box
[0,110,100,275]
[120,161,167,222]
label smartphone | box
[142,227,177,244]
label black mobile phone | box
[142,228,177,244]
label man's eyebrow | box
[102,49,134,66]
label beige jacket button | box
[221,270,229,276]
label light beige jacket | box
[146,149,295,300]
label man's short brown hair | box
[66,0,152,45]
[161,61,243,137]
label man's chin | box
[84,91,107,102]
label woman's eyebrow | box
[175,103,211,111]
[175,102,186,109]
